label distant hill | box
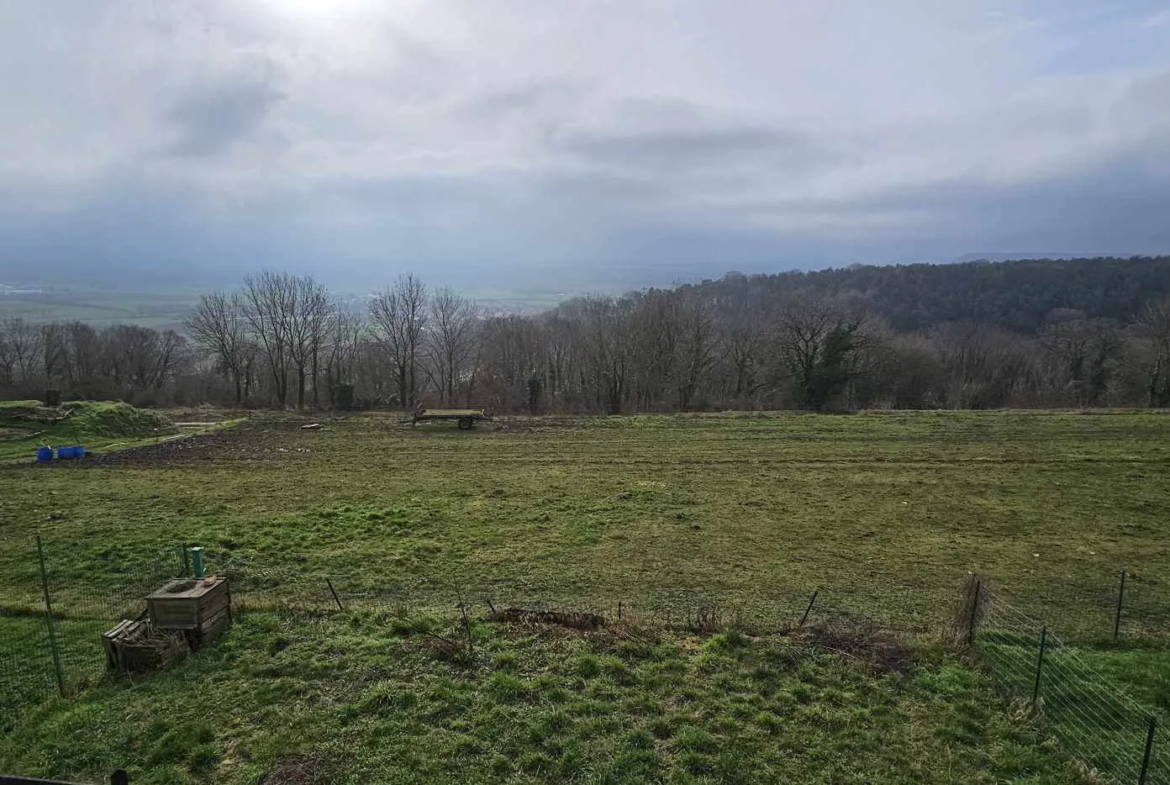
[948,252,1110,264]
[689,256,1170,333]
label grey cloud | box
[555,126,843,175]
[722,149,1170,254]
[457,80,590,126]
[527,170,665,205]
[163,71,287,157]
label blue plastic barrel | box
[36,447,53,463]
[74,446,86,458]
[57,446,75,459]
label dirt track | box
[16,421,324,468]
[9,413,586,469]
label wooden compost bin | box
[146,577,232,649]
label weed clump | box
[800,616,916,674]
[489,607,607,631]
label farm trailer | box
[406,408,491,430]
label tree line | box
[729,255,1170,333]
[3,263,1170,412]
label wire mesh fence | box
[0,536,184,722]
[973,581,1168,785]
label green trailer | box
[408,408,490,430]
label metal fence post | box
[326,578,345,611]
[1031,626,1047,706]
[799,590,819,627]
[1114,568,1126,642]
[1139,715,1156,785]
[36,535,66,697]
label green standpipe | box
[190,547,205,579]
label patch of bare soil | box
[489,416,589,434]
[261,756,327,785]
[62,425,318,467]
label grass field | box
[2,410,1169,783]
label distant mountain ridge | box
[687,255,1170,333]
[948,252,1113,264]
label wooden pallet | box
[101,620,189,673]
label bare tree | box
[285,275,332,408]
[710,275,769,405]
[0,317,43,388]
[867,331,943,409]
[242,270,297,406]
[930,321,1032,409]
[628,290,680,410]
[101,325,185,390]
[541,312,578,410]
[577,296,634,414]
[1134,296,1170,407]
[153,330,186,390]
[674,292,719,410]
[478,314,542,411]
[323,301,366,407]
[1038,317,1122,406]
[369,273,428,409]
[425,288,479,406]
[61,322,102,391]
[40,323,66,387]
[720,314,766,403]
[185,291,255,403]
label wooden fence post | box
[967,579,982,646]
[1113,568,1126,642]
[1031,626,1048,706]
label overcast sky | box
[2,0,1169,290]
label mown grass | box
[5,411,1169,631]
[2,409,1169,783]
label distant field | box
[0,287,206,329]
[0,282,581,327]
[2,411,1168,783]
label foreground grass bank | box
[1,609,1082,785]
